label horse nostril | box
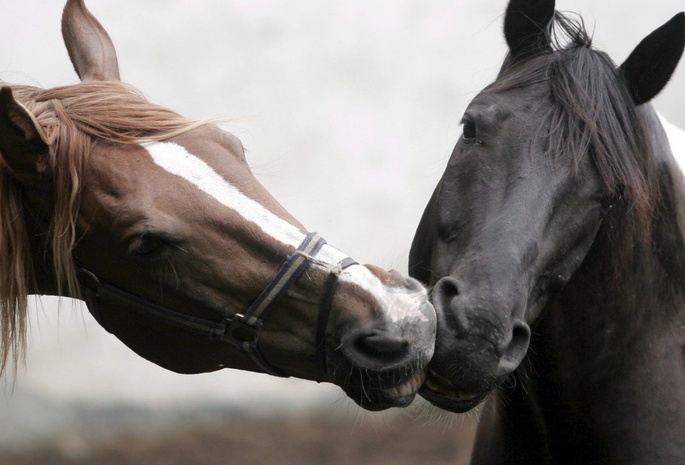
[343,328,411,368]
[355,332,409,358]
[432,276,470,335]
[497,321,531,371]
[432,276,459,311]
[434,276,460,300]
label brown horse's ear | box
[619,13,685,106]
[504,0,555,61]
[0,87,51,186]
[61,0,120,81]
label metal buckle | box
[224,313,261,346]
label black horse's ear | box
[619,13,685,106]
[504,0,556,60]
[0,87,51,186]
[409,187,440,286]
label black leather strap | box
[78,268,233,341]
[315,257,358,374]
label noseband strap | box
[78,231,356,378]
[315,256,358,372]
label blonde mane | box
[0,81,208,376]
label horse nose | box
[341,325,411,370]
[432,276,531,354]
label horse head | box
[0,0,436,411]
[410,0,685,412]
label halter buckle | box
[223,313,261,346]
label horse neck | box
[542,105,685,347]
[498,106,685,462]
[498,255,685,462]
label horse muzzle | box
[419,275,531,412]
[325,274,437,410]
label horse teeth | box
[424,376,443,392]
[425,370,479,402]
[382,369,427,398]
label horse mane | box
[491,11,659,268]
[1,81,207,376]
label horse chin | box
[418,369,490,413]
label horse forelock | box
[494,11,659,269]
[1,81,208,376]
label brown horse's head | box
[0,0,435,411]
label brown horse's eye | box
[127,233,169,260]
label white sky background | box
[0,0,684,444]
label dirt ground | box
[0,411,477,465]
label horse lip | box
[341,370,426,411]
[418,369,488,412]
[381,369,427,400]
[357,369,426,410]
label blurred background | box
[0,1,683,464]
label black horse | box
[410,0,685,463]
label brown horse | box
[0,0,436,411]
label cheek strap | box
[315,256,359,376]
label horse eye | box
[462,119,477,143]
[128,233,169,260]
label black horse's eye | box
[461,117,478,143]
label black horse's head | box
[410,0,685,412]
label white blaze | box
[142,141,428,323]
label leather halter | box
[78,232,357,378]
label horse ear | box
[504,0,555,60]
[409,187,439,286]
[0,87,51,186]
[61,0,120,81]
[619,13,685,106]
